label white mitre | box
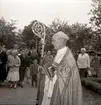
[52,31,69,64]
[52,31,69,40]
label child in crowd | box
[29,59,38,87]
[25,67,31,84]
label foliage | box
[16,29,25,48]
[49,18,93,54]
[0,17,18,48]
[89,0,101,51]
[90,0,101,30]
[22,20,40,49]
[22,20,54,52]
[82,78,101,95]
[0,17,94,53]
[0,16,98,53]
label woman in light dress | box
[7,50,21,89]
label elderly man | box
[41,31,82,105]
[77,48,90,78]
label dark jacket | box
[0,51,8,81]
[30,63,38,76]
[19,54,32,71]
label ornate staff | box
[32,21,46,58]
[32,21,46,105]
[32,21,52,79]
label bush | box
[82,78,101,95]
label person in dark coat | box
[30,47,38,60]
[18,49,31,87]
[6,50,12,77]
[0,46,7,87]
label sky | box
[0,0,92,29]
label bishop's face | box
[52,38,62,50]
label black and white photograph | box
[0,0,101,105]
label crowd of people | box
[0,31,100,105]
[0,43,55,89]
[0,44,38,88]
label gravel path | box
[0,84,101,105]
[0,84,37,105]
[83,87,101,105]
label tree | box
[90,0,101,30]
[71,23,93,51]
[22,18,93,54]
[0,17,18,48]
[22,20,53,52]
[15,29,25,48]
[22,20,38,49]
[89,0,101,51]
[49,19,93,53]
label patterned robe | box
[42,47,82,105]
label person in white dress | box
[7,50,21,89]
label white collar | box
[54,46,67,64]
[57,46,67,53]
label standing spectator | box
[43,51,53,67]
[31,47,38,60]
[0,45,7,87]
[52,50,56,58]
[18,49,30,87]
[6,50,13,85]
[37,51,53,105]
[7,50,21,89]
[93,53,100,77]
[13,44,18,51]
[43,50,54,79]
[77,48,90,78]
[29,59,38,87]
[6,50,12,77]
[24,51,32,84]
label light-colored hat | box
[52,31,69,40]
[12,50,18,54]
[81,48,86,52]
[7,50,11,53]
[6,50,11,55]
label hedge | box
[82,78,101,95]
